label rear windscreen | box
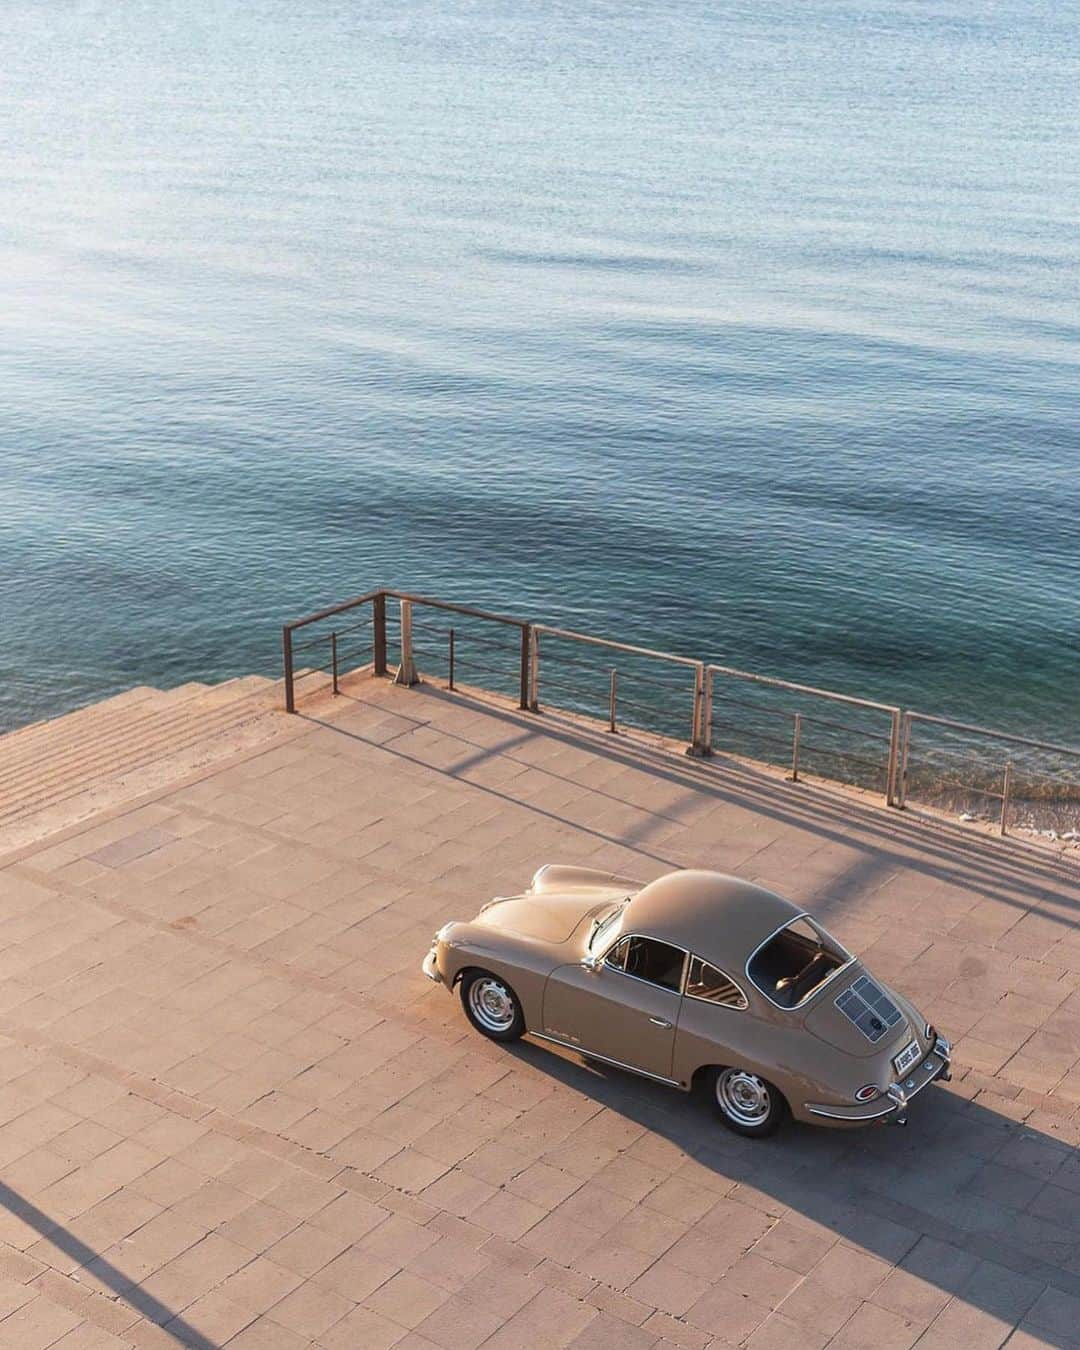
[747,917,848,1008]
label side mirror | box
[582,955,603,973]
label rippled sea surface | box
[1,0,1077,736]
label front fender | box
[436,924,556,1029]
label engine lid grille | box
[835,975,903,1044]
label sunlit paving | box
[0,673,1076,1348]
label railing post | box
[394,598,418,686]
[687,663,709,757]
[885,709,901,807]
[282,626,295,714]
[790,713,802,782]
[519,624,531,711]
[1000,761,1012,836]
[528,628,540,711]
[897,712,912,808]
[702,666,713,756]
[448,628,455,691]
[373,593,388,676]
[331,632,339,695]
[608,669,617,733]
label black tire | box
[460,971,526,1043]
[707,1066,787,1138]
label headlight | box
[925,1022,935,1041]
[854,1084,880,1102]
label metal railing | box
[529,626,707,752]
[282,589,530,716]
[898,712,1080,836]
[281,589,1080,837]
[705,665,902,806]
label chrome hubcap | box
[716,1069,771,1126]
[468,977,515,1032]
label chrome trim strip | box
[807,1101,897,1122]
[744,913,855,1011]
[531,1033,681,1088]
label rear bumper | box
[806,1036,951,1127]
[422,949,443,983]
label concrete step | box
[0,681,212,775]
[0,684,164,749]
[0,688,290,856]
[0,679,279,818]
[0,668,363,857]
[0,680,266,796]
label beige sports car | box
[423,867,951,1136]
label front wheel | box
[460,971,525,1042]
[708,1066,787,1138]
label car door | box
[541,935,685,1081]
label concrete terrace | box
[0,672,1078,1350]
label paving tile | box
[777,1278,862,1340]
[686,1275,776,1340]
[910,1297,1016,1350]
[628,1260,714,1319]
[162,1288,255,1345]
[221,1318,310,1349]
[469,1189,548,1241]
[318,1304,410,1348]
[493,1283,597,1347]
[216,1256,303,1315]
[309,1246,400,1302]
[264,1222,350,1279]
[870,1268,951,1327]
[813,1244,893,1301]
[828,1301,921,1349]
[364,1270,450,1329]
[744,1311,829,1350]
[958,1262,1044,1327]
[751,1220,836,1275]
[268,1277,354,1338]
[568,1312,659,1349]
[0,1294,84,1348]
[1022,1285,1080,1341]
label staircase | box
[0,675,288,855]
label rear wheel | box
[460,971,525,1043]
[709,1067,787,1138]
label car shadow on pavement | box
[503,1035,1080,1348]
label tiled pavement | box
[0,674,1078,1349]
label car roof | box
[623,870,801,966]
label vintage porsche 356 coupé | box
[423,867,951,1136]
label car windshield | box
[747,917,849,1008]
[588,901,627,952]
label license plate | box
[893,1040,920,1076]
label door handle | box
[648,1017,672,1028]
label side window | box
[610,937,684,992]
[686,956,747,1009]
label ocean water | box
[1,0,1078,739]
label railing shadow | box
[308,680,1080,929]
[0,1180,217,1347]
[503,1037,1079,1347]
